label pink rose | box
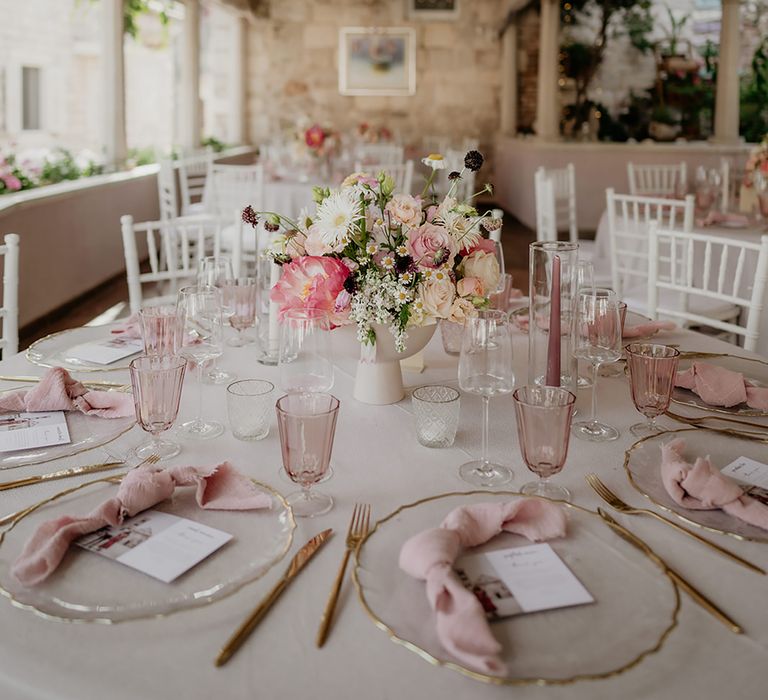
[385,194,423,228]
[457,276,483,298]
[407,223,458,269]
[270,256,351,325]
[460,250,500,295]
[2,175,21,192]
[461,237,496,257]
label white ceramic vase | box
[332,323,436,405]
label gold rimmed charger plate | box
[625,427,768,543]
[0,474,296,622]
[672,352,768,418]
[353,490,679,686]
[26,325,141,373]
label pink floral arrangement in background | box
[745,134,768,184]
[356,122,394,144]
[302,123,338,158]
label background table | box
[0,324,767,699]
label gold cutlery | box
[0,461,127,491]
[665,410,768,434]
[598,508,743,634]
[215,528,333,667]
[0,375,131,392]
[316,503,371,648]
[586,474,765,575]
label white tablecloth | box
[1,326,767,699]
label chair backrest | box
[354,160,414,195]
[627,162,687,197]
[720,157,730,213]
[120,215,221,314]
[157,159,179,221]
[605,189,694,299]
[0,234,19,357]
[178,150,214,215]
[534,171,557,242]
[205,164,264,221]
[355,143,404,167]
[648,224,768,352]
[536,164,577,243]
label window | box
[21,66,41,130]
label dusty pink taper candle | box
[545,255,561,386]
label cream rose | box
[418,276,456,319]
[385,194,423,229]
[448,297,476,324]
[460,250,500,295]
[457,276,483,298]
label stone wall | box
[244,0,507,150]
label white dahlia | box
[315,190,362,248]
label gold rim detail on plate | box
[624,427,768,543]
[26,326,138,373]
[352,490,680,686]
[0,474,296,623]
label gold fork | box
[316,503,371,647]
[665,410,768,434]
[586,473,765,575]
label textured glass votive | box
[440,320,464,356]
[412,385,460,448]
[226,380,274,441]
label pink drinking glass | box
[129,355,186,461]
[276,392,339,517]
[139,305,181,356]
[626,343,680,437]
[224,277,258,347]
[513,386,576,502]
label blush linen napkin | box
[398,499,567,676]
[675,361,768,410]
[0,367,134,418]
[622,321,676,339]
[110,313,141,340]
[696,211,750,228]
[660,438,768,531]
[12,462,272,586]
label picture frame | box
[338,27,416,97]
[406,0,460,20]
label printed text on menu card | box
[67,337,144,365]
[0,412,70,453]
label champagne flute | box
[278,308,334,394]
[574,260,595,388]
[177,285,225,440]
[458,309,515,487]
[198,255,236,383]
[572,288,622,442]
[225,277,258,347]
[626,343,680,437]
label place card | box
[75,510,233,583]
[721,456,768,490]
[455,543,594,620]
[0,411,70,453]
[66,337,144,365]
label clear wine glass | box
[626,343,680,437]
[575,260,595,389]
[176,285,225,440]
[225,277,258,347]
[278,308,334,394]
[129,355,186,461]
[572,288,622,442]
[197,255,236,384]
[458,309,515,487]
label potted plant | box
[649,105,681,141]
[656,5,699,73]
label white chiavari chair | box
[157,159,179,221]
[355,143,404,167]
[627,162,687,197]
[354,160,414,195]
[648,224,768,351]
[534,172,557,242]
[120,215,221,314]
[0,234,19,357]
[178,149,214,216]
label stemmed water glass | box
[626,343,680,437]
[572,288,622,442]
[278,308,334,394]
[129,355,186,460]
[513,386,576,502]
[177,285,225,440]
[198,255,236,383]
[225,277,258,347]
[458,309,515,487]
[574,260,595,388]
[138,305,181,356]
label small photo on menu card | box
[66,337,144,365]
[0,411,71,453]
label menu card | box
[75,510,233,583]
[67,337,144,365]
[455,544,594,620]
[0,411,70,453]
[721,456,768,505]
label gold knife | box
[598,508,743,634]
[0,376,130,391]
[215,528,333,667]
[0,461,124,491]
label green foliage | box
[123,0,170,40]
[201,136,227,153]
[741,39,768,143]
[126,146,158,167]
[40,149,81,185]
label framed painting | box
[338,27,416,96]
[407,0,460,20]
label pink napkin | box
[0,367,134,418]
[12,461,272,586]
[399,499,567,675]
[675,361,768,410]
[660,438,768,530]
[110,314,141,339]
[696,211,750,228]
[622,320,676,339]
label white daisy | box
[315,190,362,248]
[366,242,378,256]
[396,244,408,256]
[381,255,395,271]
[400,271,413,284]
[421,153,446,170]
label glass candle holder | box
[439,320,464,356]
[412,385,460,448]
[226,379,274,441]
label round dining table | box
[0,321,767,700]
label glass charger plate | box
[625,427,768,543]
[0,476,295,621]
[672,352,768,417]
[353,491,679,686]
[0,386,135,470]
[26,325,141,373]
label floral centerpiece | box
[242,150,500,354]
[745,134,768,183]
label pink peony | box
[407,222,458,269]
[305,124,325,150]
[270,256,351,325]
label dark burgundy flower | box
[241,205,259,228]
[448,171,461,181]
[395,255,413,273]
[343,274,358,294]
[464,150,484,172]
[264,221,280,233]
